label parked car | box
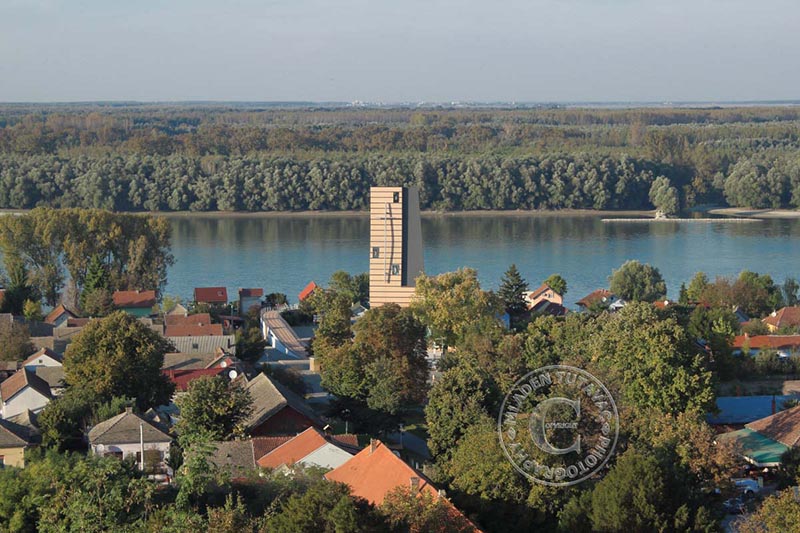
[734,478,760,496]
[723,497,747,515]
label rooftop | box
[746,404,800,447]
[194,287,228,304]
[0,368,52,402]
[88,409,172,445]
[113,290,157,308]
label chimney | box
[772,396,777,415]
[125,406,133,414]
[370,439,378,454]
[410,476,420,492]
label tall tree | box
[498,264,528,318]
[63,311,175,408]
[176,376,253,441]
[609,260,667,303]
[0,260,38,315]
[543,273,568,297]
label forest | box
[0,103,798,212]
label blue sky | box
[0,0,797,102]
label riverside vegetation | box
[0,105,799,213]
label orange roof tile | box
[747,405,800,447]
[576,289,613,308]
[113,290,157,308]
[0,368,52,402]
[763,307,800,329]
[252,436,294,459]
[257,427,329,468]
[733,335,800,350]
[165,313,212,326]
[194,287,228,304]
[298,281,318,302]
[164,324,224,337]
[44,304,75,325]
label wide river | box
[166,214,800,308]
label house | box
[0,417,38,468]
[164,323,224,337]
[525,283,563,310]
[325,440,480,530]
[167,303,189,317]
[165,313,212,327]
[298,281,318,302]
[239,288,264,317]
[43,304,76,327]
[257,427,356,470]
[194,287,228,305]
[0,368,52,418]
[167,335,237,355]
[530,300,568,317]
[163,367,229,393]
[732,334,800,356]
[113,290,157,317]
[88,408,172,475]
[21,347,62,369]
[261,310,309,359]
[243,373,322,436]
[763,307,800,333]
[576,289,618,311]
[208,440,259,478]
[162,349,239,372]
[718,404,800,467]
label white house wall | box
[1,388,50,418]
[297,443,353,469]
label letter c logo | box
[529,397,581,455]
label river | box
[165,214,800,308]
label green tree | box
[63,311,174,408]
[267,480,379,532]
[544,274,568,297]
[686,272,709,303]
[0,319,33,362]
[22,299,43,322]
[328,270,369,304]
[498,264,528,318]
[1,260,38,315]
[648,176,679,215]
[609,260,667,303]
[381,485,477,533]
[81,288,114,317]
[176,376,253,441]
[737,488,800,533]
[79,253,109,311]
[784,277,800,307]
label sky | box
[0,0,798,103]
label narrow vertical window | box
[393,192,400,203]
[372,247,380,258]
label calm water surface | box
[166,215,800,307]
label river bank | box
[709,207,800,219]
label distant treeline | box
[0,105,798,211]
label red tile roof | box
[763,307,800,329]
[164,324,224,337]
[113,290,157,308]
[298,281,318,302]
[0,368,52,402]
[529,283,553,299]
[239,288,264,298]
[256,428,358,469]
[163,368,226,392]
[252,436,294,459]
[576,289,613,308]
[746,405,800,447]
[733,335,800,350]
[194,287,228,304]
[44,304,75,325]
[165,313,212,326]
[325,440,480,530]
[653,300,673,309]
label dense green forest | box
[0,104,798,212]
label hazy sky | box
[1,0,797,102]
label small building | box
[243,373,322,437]
[113,290,157,318]
[0,417,38,468]
[21,347,62,370]
[43,304,76,328]
[164,323,224,337]
[718,404,800,468]
[576,289,618,311]
[88,408,172,475]
[257,427,356,470]
[167,303,189,317]
[162,349,239,372]
[707,395,798,427]
[194,287,228,305]
[166,335,237,355]
[525,283,563,310]
[763,307,800,333]
[732,334,800,356]
[163,367,230,393]
[239,288,264,317]
[0,368,52,418]
[298,281,318,303]
[261,310,309,359]
[165,313,212,327]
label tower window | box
[393,192,400,203]
[391,264,401,276]
[372,247,380,259]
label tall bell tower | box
[368,186,424,307]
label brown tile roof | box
[165,313,212,326]
[576,289,614,308]
[162,350,231,371]
[44,304,75,325]
[209,440,257,476]
[0,417,35,447]
[733,335,800,350]
[257,427,341,469]
[66,318,92,327]
[0,368,52,402]
[325,440,481,530]
[252,436,294,459]
[243,373,322,432]
[194,287,228,304]
[298,281,318,302]
[113,290,157,308]
[34,367,65,389]
[163,368,226,392]
[164,324,224,337]
[746,405,800,447]
[239,288,264,298]
[88,409,172,445]
[529,283,553,299]
[763,307,800,329]
[20,347,63,367]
